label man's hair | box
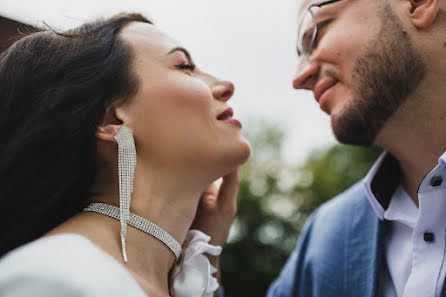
[0,13,151,257]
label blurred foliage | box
[220,121,382,297]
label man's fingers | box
[217,168,240,209]
[202,182,219,197]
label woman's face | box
[117,22,250,174]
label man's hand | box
[192,168,240,247]
[191,168,240,293]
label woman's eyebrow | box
[167,47,193,62]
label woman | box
[0,13,251,297]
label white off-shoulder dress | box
[0,234,148,297]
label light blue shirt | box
[364,152,446,297]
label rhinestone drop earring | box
[113,124,137,262]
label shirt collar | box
[363,152,402,220]
[383,185,418,228]
[364,150,446,220]
[438,150,446,167]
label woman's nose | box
[212,80,235,102]
[292,58,319,90]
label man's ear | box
[96,124,122,143]
[409,0,440,28]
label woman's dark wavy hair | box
[0,13,152,256]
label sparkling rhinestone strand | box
[114,125,137,262]
[84,202,182,260]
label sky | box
[0,0,337,165]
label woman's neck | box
[84,160,210,295]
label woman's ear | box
[409,0,440,29]
[96,103,130,143]
[96,124,122,143]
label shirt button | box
[424,232,435,242]
[430,176,443,187]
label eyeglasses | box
[297,0,342,57]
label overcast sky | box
[0,0,337,165]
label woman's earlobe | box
[96,124,123,143]
[409,0,440,29]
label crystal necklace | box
[83,202,182,260]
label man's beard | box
[331,6,426,145]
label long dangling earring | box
[114,125,137,263]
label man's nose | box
[292,58,319,90]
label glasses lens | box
[297,11,316,56]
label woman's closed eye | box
[168,47,196,72]
[175,62,196,71]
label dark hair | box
[0,13,152,256]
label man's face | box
[293,0,426,145]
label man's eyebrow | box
[167,47,193,62]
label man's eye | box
[302,29,314,52]
[313,22,330,49]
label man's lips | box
[217,107,241,127]
[314,78,338,103]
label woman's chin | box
[220,139,251,171]
[236,139,251,165]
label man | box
[267,0,446,296]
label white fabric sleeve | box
[171,230,223,297]
[0,274,90,297]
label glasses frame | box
[297,0,343,57]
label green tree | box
[220,121,382,297]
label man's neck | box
[375,83,446,205]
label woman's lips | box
[217,107,242,127]
[314,79,338,104]
[222,118,242,126]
